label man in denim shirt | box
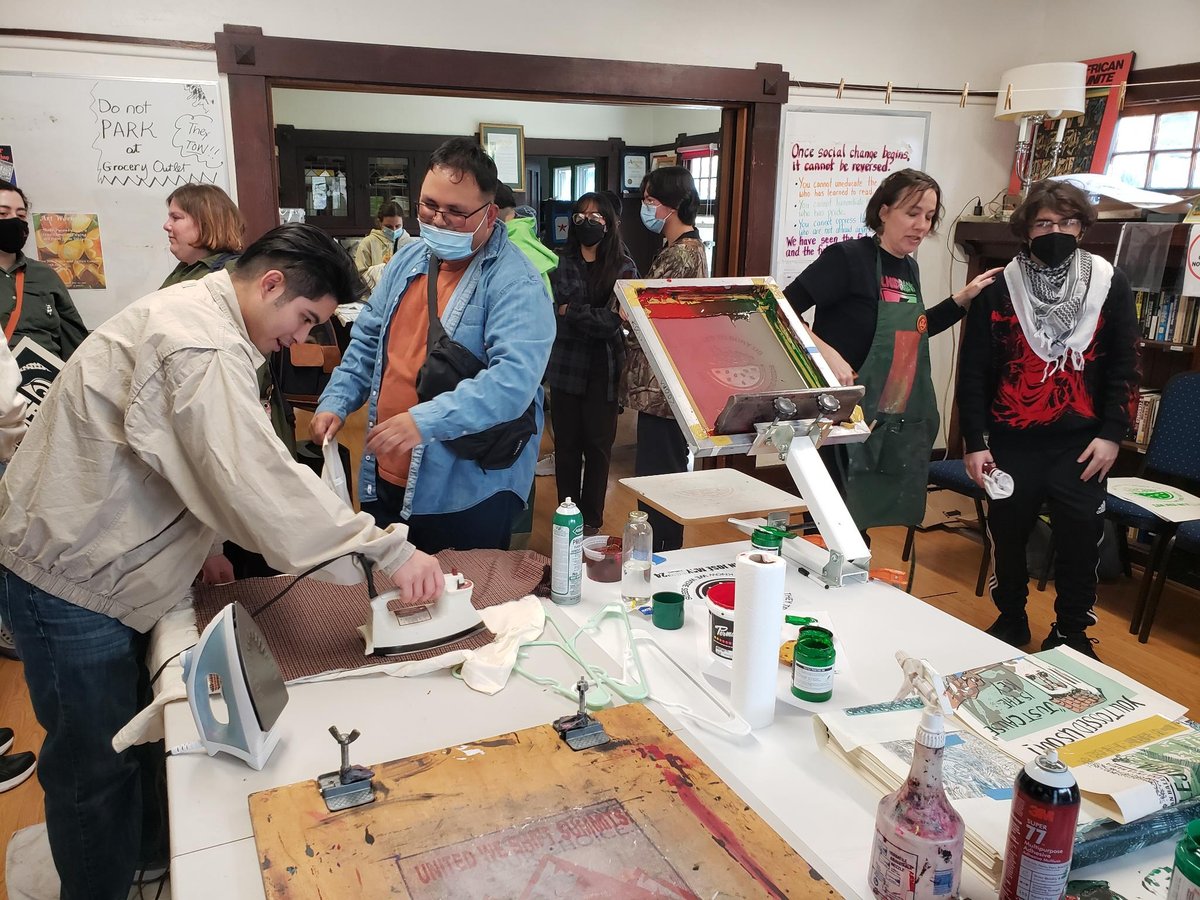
[312,139,554,552]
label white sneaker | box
[535,453,555,476]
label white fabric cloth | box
[1004,252,1113,381]
[112,594,545,752]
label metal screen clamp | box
[552,678,611,751]
[317,725,376,811]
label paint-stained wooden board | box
[248,703,839,899]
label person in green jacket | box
[160,183,244,288]
[495,184,557,299]
[0,181,89,362]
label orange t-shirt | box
[375,260,469,485]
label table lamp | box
[994,62,1087,196]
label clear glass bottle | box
[621,511,653,610]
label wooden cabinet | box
[950,219,1199,463]
[276,126,451,237]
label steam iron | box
[359,572,487,656]
[181,601,288,770]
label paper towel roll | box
[730,550,787,729]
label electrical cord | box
[248,551,368,620]
[149,644,196,688]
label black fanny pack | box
[414,254,537,470]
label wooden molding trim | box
[0,27,214,52]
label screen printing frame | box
[616,276,865,458]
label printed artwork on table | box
[634,282,827,431]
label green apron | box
[842,245,939,529]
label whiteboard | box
[0,74,229,328]
[771,107,929,287]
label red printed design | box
[989,304,1102,429]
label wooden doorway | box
[215,26,787,276]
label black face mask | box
[0,217,29,254]
[575,221,606,248]
[1029,232,1077,268]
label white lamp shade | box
[994,62,1087,121]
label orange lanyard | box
[4,270,23,342]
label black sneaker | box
[0,726,12,755]
[986,613,1031,648]
[0,751,36,792]
[1041,625,1100,660]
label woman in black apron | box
[783,169,1002,533]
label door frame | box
[215,25,787,276]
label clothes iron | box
[180,601,288,770]
[359,572,487,656]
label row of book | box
[1133,389,1161,448]
[1134,290,1200,345]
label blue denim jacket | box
[317,224,554,518]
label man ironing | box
[0,223,442,900]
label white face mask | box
[419,213,487,261]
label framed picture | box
[621,152,649,195]
[479,123,525,191]
[651,152,678,171]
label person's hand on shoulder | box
[389,550,444,604]
[964,449,994,489]
[310,412,343,445]
[952,267,1005,307]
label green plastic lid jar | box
[791,625,835,702]
[1168,818,1200,900]
[751,526,785,554]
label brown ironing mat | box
[192,549,549,683]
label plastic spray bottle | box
[868,652,965,900]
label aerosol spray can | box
[551,498,583,605]
[999,750,1081,900]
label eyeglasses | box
[571,212,607,226]
[416,199,490,229]
[1030,217,1082,234]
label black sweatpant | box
[550,382,619,530]
[986,440,1106,634]
[634,411,689,552]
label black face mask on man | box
[1029,232,1077,268]
[0,217,29,254]
[575,221,606,248]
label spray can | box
[1167,819,1200,900]
[998,750,1081,900]
[551,498,583,605]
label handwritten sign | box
[90,80,226,189]
[772,108,928,286]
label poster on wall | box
[32,213,106,289]
[0,146,14,184]
[771,107,929,286]
[1009,52,1135,193]
[91,80,226,189]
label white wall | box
[271,89,719,146]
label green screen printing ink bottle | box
[1168,819,1200,900]
[791,625,835,702]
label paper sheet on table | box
[1108,477,1200,523]
[1051,173,1185,209]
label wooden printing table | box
[619,467,808,528]
[160,543,1178,899]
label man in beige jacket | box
[0,223,442,900]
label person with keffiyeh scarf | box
[957,180,1139,660]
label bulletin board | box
[0,73,229,328]
[771,107,929,287]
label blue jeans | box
[362,479,523,553]
[1,570,158,900]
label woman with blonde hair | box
[160,183,245,287]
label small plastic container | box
[582,535,622,583]
[705,580,736,660]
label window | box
[574,163,596,198]
[682,145,719,276]
[1106,111,1200,190]
[553,166,572,202]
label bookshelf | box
[950,220,1199,469]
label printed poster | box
[1183,224,1200,299]
[32,213,106,289]
[1107,477,1200,523]
[0,145,14,184]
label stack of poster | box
[814,648,1193,889]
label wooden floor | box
[0,410,1197,897]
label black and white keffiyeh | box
[1004,249,1113,381]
